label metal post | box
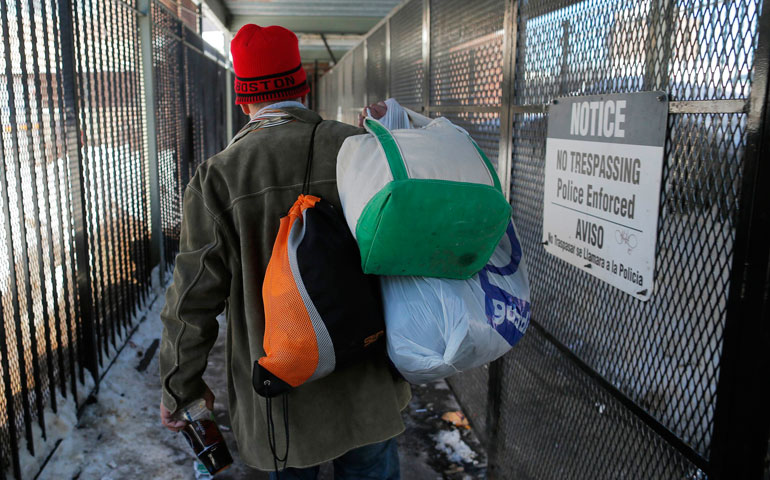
[710,0,770,477]
[487,2,518,479]
[313,59,319,111]
[422,0,431,114]
[363,37,369,108]
[138,0,165,289]
[182,115,193,187]
[224,33,233,142]
[643,0,673,91]
[197,4,203,35]
[179,35,191,199]
[225,69,234,139]
[56,0,100,383]
[559,19,570,96]
[320,33,337,65]
[385,18,391,100]
[497,0,518,201]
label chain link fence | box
[318,0,770,477]
[0,1,234,477]
[0,3,84,476]
[152,0,231,272]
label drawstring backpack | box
[255,121,386,473]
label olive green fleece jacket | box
[159,107,411,470]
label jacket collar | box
[250,101,307,121]
[227,107,323,149]
[281,106,322,125]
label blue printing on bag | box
[478,222,531,346]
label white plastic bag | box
[383,220,531,384]
[366,98,411,130]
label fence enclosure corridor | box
[318,0,770,478]
[0,1,234,478]
[0,0,768,478]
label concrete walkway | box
[39,291,487,479]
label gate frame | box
[138,0,165,289]
[710,0,770,477]
[486,0,770,478]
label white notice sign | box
[542,92,668,301]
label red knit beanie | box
[231,24,310,105]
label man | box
[159,24,410,479]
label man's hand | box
[160,386,215,432]
[358,101,387,127]
[160,402,185,432]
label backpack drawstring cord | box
[265,393,290,476]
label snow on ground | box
[39,292,193,480]
[433,429,477,465]
[32,272,487,480]
[14,389,81,480]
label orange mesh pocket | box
[260,195,321,387]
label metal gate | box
[0,2,152,477]
[151,1,232,274]
[0,2,235,477]
[318,0,770,477]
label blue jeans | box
[268,438,400,480]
